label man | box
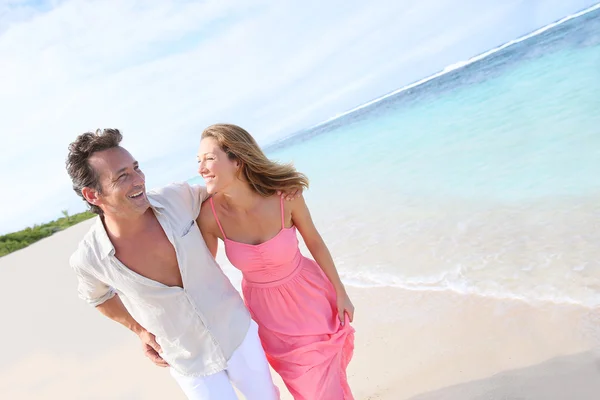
[67,129,294,399]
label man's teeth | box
[129,191,143,198]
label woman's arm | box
[291,195,354,325]
[197,200,219,258]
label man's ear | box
[81,187,101,207]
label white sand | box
[1,220,599,399]
[409,350,600,400]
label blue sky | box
[0,0,597,234]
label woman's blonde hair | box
[201,124,309,196]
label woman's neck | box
[220,181,262,211]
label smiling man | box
[66,129,281,399]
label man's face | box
[87,147,149,218]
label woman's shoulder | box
[276,192,307,221]
[198,196,219,232]
[279,191,306,208]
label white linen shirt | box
[69,182,251,377]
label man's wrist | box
[128,321,145,336]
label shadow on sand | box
[410,350,600,400]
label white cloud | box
[0,0,597,233]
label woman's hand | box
[277,187,303,201]
[336,289,354,326]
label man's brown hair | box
[66,129,123,215]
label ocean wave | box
[309,2,600,130]
[340,267,600,309]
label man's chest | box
[114,228,183,288]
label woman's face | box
[197,137,239,194]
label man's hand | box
[139,329,169,367]
[277,187,303,201]
[94,296,169,367]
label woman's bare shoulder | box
[198,197,218,231]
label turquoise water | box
[267,9,600,204]
[192,6,600,307]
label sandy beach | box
[1,219,599,399]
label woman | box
[197,124,355,399]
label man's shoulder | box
[148,181,208,217]
[146,181,190,212]
[69,217,105,271]
[147,181,193,201]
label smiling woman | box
[197,123,355,399]
[198,123,309,197]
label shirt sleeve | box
[188,183,210,219]
[150,181,209,219]
[70,256,116,307]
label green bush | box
[0,211,95,257]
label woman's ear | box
[233,158,245,179]
[235,159,244,173]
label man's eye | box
[119,174,128,180]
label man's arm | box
[96,295,168,367]
[187,182,302,220]
[188,183,211,219]
[96,294,142,333]
[71,259,168,367]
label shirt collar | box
[92,217,114,259]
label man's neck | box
[102,208,154,240]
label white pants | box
[170,320,279,400]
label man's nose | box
[133,170,145,186]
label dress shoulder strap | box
[279,194,285,229]
[209,197,227,239]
